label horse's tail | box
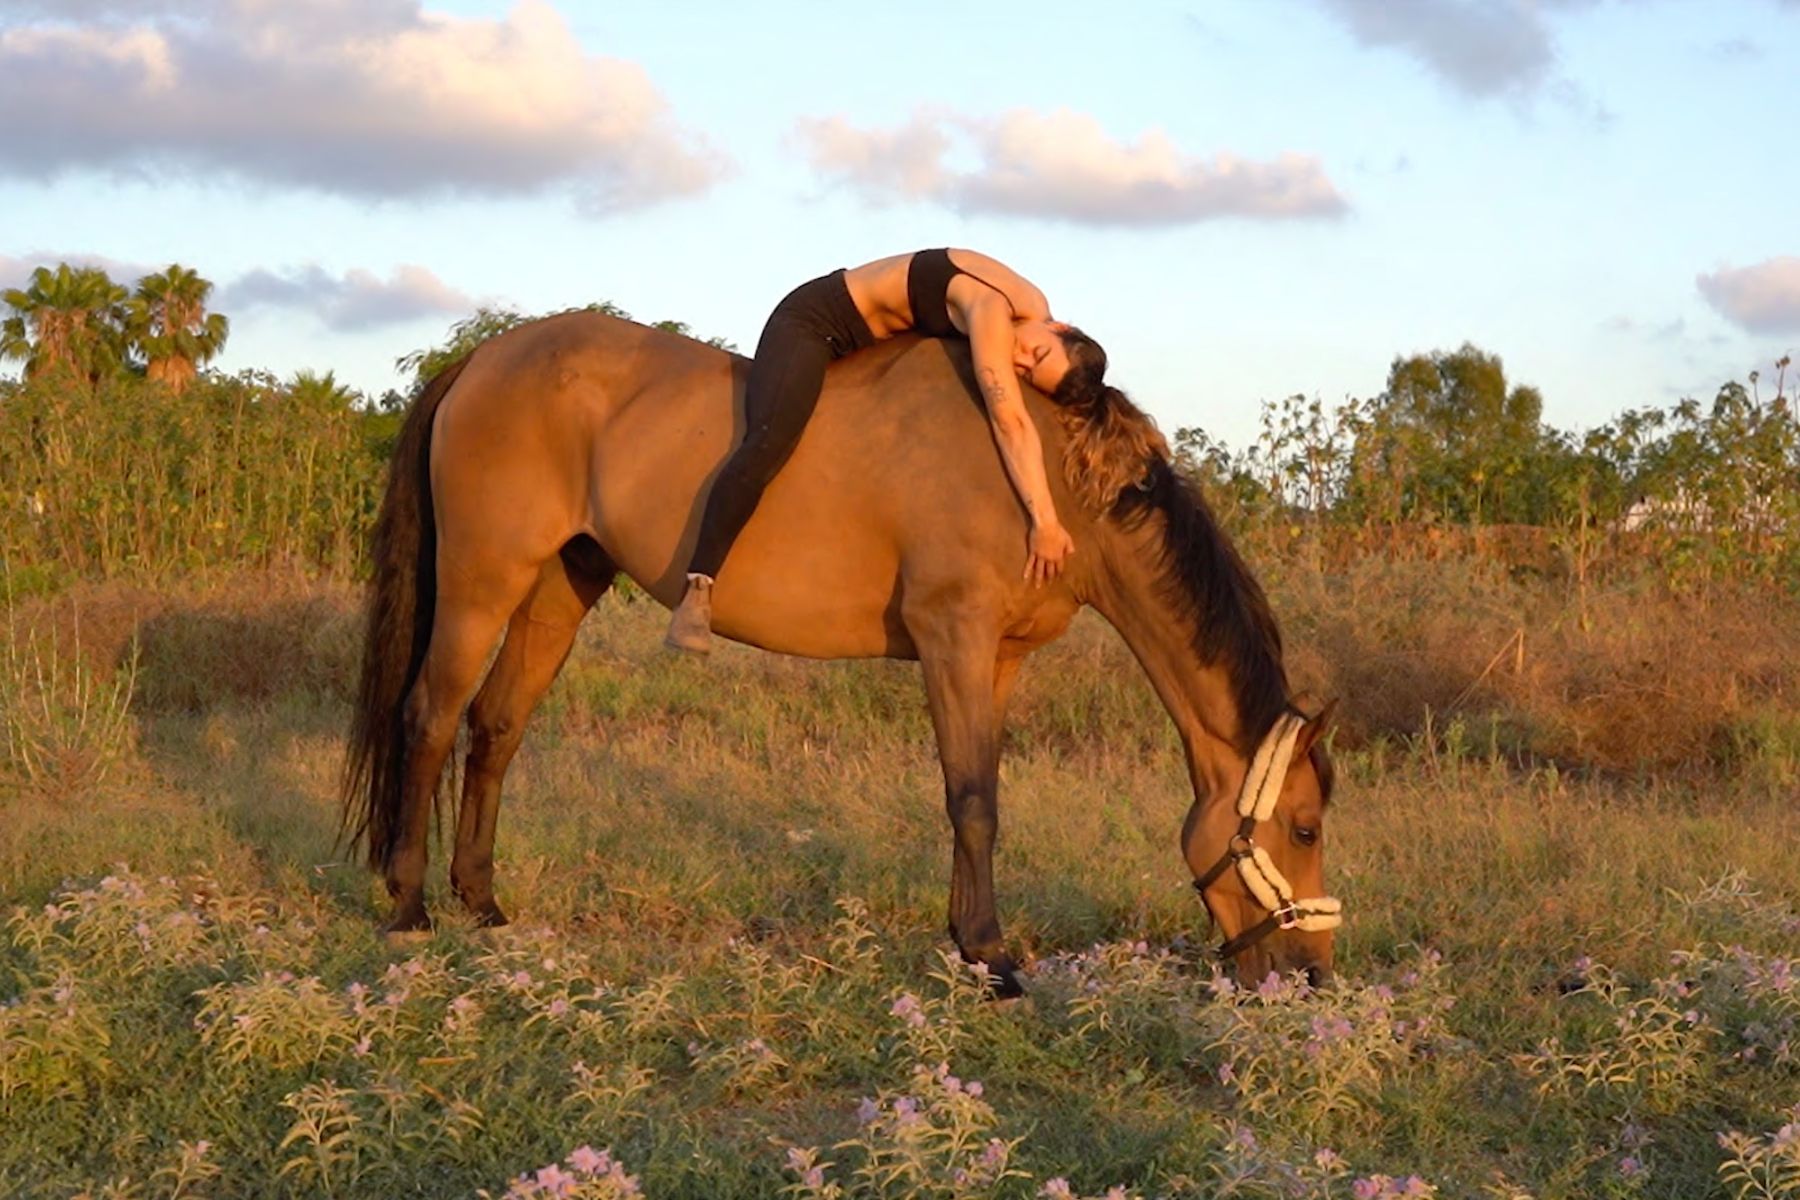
[340,355,471,870]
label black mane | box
[1115,457,1290,752]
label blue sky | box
[2,0,1796,448]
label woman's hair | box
[1047,325,1169,513]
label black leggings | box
[687,270,875,580]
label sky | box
[2,0,1797,448]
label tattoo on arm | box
[977,366,1009,407]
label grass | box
[3,570,1799,1198]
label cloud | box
[0,250,166,291]
[1311,0,1593,99]
[0,0,724,210]
[1696,257,1800,335]
[796,108,1346,227]
[219,264,474,331]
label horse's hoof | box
[984,964,1026,1001]
[471,904,510,930]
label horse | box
[340,311,1342,995]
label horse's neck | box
[1083,523,1249,802]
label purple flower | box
[1217,1062,1236,1086]
[567,1145,609,1174]
[981,1138,1009,1169]
[1352,1178,1383,1200]
[802,1166,825,1189]
[856,1096,880,1125]
[1399,1177,1431,1197]
[890,994,927,1028]
[1315,1148,1344,1170]
[1039,1180,1074,1199]
[534,1163,575,1196]
[1257,973,1285,1001]
[1618,1156,1643,1177]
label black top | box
[906,248,1012,339]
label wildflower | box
[352,1035,372,1057]
[1772,1123,1800,1152]
[1208,973,1237,999]
[1040,1180,1074,1199]
[890,993,927,1028]
[567,1145,609,1175]
[1399,1177,1432,1197]
[534,1163,576,1196]
[980,1138,1009,1170]
[1618,1156,1643,1177]
[547,997,570,1019]
[1352,1178,1383,1199]
[1230,1125,1258,1153]
[966,1080,984,1098]
[856,1097,880,1125]
[1315,1148,1345,1170]
[1217,1062,1236,1086]
[802,1166,825,1189]
[1256,973,1284,1001]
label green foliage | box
[1,263,131,385]
[0,369,385,576]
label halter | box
[1192,710,1343,961]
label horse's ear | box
[1296,697,1339,754]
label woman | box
[666,248,1107,653]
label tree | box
[1344,343,1552,524]
[1,263,130,385]
[128,263,229,394]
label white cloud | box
[0,0,724,211]
[219,263,474,330]
[1696,257,1800,335]
[796,108,1346,227]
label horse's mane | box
[1055,393,1290,752]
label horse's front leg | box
[919,630,1021,998]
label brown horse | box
[341,311,1341,993]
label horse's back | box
[431,314,1043,658]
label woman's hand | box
[1026,519,1075,585]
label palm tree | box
[1,263,130,384]
[128,264,229,394]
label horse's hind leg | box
[452,545,615,925]
[386,559,538,935]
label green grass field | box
[4,575,1799,1199]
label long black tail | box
[339,356,471,870]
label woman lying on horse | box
[666,248,1106,653]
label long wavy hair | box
[1048,325,1169,513]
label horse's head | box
[1183,699,1341,987]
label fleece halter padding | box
[1194,711,1344,958]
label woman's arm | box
[966,296,1074,583]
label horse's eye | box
[1293,826,1320,847]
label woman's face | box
[1012,320,1071,395]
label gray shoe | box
[664,578,714,654]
